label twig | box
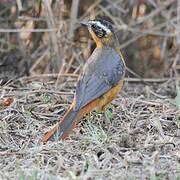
[29,49,49,74]
[16,0,23,11]
[79,0,102,20]
[124,77,176,83]
[173,0,180,92]
[43,0,62,72]
[0,28,58,33]
[68,0,80,39]
[178,0,180,45]
[131,0,176,26]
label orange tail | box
[42,98,100,143]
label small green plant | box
[1,120,7,131]
[174,116,180,129]
[84,120,111,144]
[30,168,38,180]
[18,168,25,180]
[16,161,25,180]
[105,108,112,123]
[66,169,78,179]
[41,94,51,104]
[55,125,63,150]
[16,160,39,180]
[26,111,31,126]
[177,163,180,180]
[55,125,60,142]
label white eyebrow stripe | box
[92,21,111,33]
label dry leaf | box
[3,97,14,107]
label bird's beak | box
[80,20,89,28]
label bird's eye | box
[91,22,107,38]
[92,24,98,29]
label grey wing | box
[74,74,111,111]
[107,52,125,86]
[95,50,125,86]
[74,49,125,111]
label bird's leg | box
[99,96,111,125]
[87,112,91,123]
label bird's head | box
[81,19,118,48]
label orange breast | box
[98,80,124,111]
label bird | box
[42,18,126,143]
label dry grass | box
[0,76,180,179]
[0,0,180,179]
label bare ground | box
[0,75,180,180]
